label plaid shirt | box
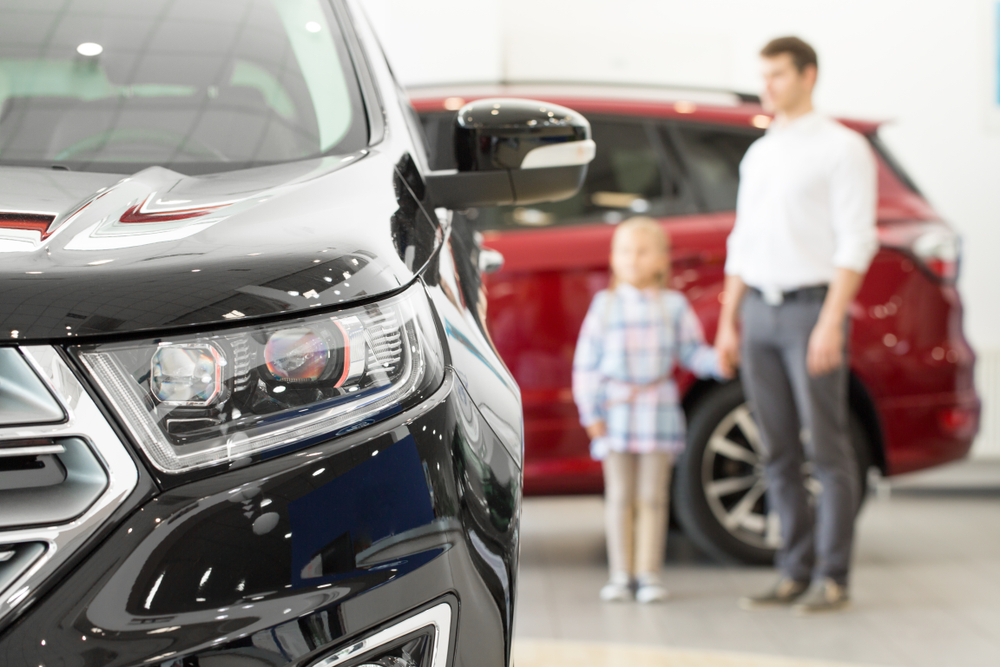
[572,285,721,459]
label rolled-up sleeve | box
[829,132,878,274]
[725,154,754,278]
[724,216,747,278]
[572,292,607,427]
[725,141,761,277]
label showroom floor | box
[512,460,1000,667]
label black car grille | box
[0,346,138,625]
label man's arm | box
[811,131,877,376]
[807,267,864,376]
[715,274,749,378]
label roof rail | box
[734,91,762,104]
[406,79,762,106]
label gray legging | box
[740,289,860,586]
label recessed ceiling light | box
[77,42,103,57]
[305,21,321,33]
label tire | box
[673,381,872,565]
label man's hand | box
[585,421,607,440]
[715,321,741,379]
[807,268,864,376]
[807,317,844,376]
[715,276,748,379]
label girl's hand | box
[585,421,607,439]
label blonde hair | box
[609,216,671,289]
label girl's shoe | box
[635,574,669,603]
[599,573,633,602]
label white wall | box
[364,0,1000,456]
[361,0,503,85]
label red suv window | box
[667,123,763,213]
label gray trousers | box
[740,289,860,586]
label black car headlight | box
[75,283,444,473]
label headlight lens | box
[75,283,443,473]
[150,344,225,405]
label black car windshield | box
[0,0,368,174]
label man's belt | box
[750,284,829,306]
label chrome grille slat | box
[0,444,66,457]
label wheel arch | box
[848,371,887,475]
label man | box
[715,36,877,614]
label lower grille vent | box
[0,438,108,530]
[0,439,67,490]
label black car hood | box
[0,152,438,342]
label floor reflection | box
[514,639,885,667]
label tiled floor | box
[513,460,1000,667]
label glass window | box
[0,0,368,174]
[669,124,763,212]
[420,115,697,231]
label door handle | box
[479,248,505,274]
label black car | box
[0,2,593,666]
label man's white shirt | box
[725,111,878,292]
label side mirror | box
[425,98,595,209]
[478,247,505,274]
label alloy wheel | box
[699,403,823,551]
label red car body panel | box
[412,86,980,495]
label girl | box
[572,216,724,603]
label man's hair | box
[760,36,818,73]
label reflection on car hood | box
[0,152,438,342]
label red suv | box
[411,83,980,564]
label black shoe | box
[792,578,850,615]
[739,578,810,611]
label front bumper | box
[0,357,520,667]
